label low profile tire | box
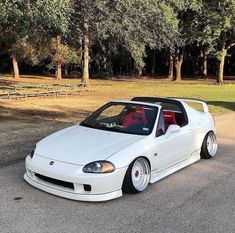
[201,131,218,159]
[122,157,150,194]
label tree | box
[0,0,72,79]
[47,36,81,80]
[0,2,9,61]
[96,0,179,77]
[169,0,203,81]
[69,0,180,84]
[70,0,106,85]
[209,0,235,84]
[194,0,235,84]
[0,1,23,78]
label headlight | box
[29,146,36,159]
[83,161,115,174]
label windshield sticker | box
[100,122,123,128]
[143,128,149,131]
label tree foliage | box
[0,0,72,78]
[0,0,234,83]
[192,0,235,83]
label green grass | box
[91,80,235,114]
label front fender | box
[107,136,154,169]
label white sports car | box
[24,97,218,202]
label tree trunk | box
[201,48,207,78]
[12,56,20,79]
[55,63,62,80]
[217,48,227,84]
[55,35,62,80]
[81,19,89,86]
[175,48,183,82]
[107,63,113,76]
[119,65,122,75]
[202,52,207,78]
[128,58,132,75]
[64,64,68,76]
[175,60,182,82]
[151,50,156,75]
[137,66,142,77]
[168,55,174,79]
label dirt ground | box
[0,119,71,165]
[214,112,235,145]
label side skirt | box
[150,150,201,184]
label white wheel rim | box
[131,158,150,191]
[207,132,218,156]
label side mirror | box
[165,124,180,137]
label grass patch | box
[0,78,234,122]
[91,80,235,113]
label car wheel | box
[201,131,218,159]
[122,157,150,194]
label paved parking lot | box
[0,113,234,233]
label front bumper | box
[24,155,127,202]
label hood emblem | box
[49,161,55,165]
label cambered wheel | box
[122,157,150,194]
[201,131,218,159]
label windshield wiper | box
[97,125,125,133]
[80,122,92,127]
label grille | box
[35,173,74,190]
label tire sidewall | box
[201,131,217,159]
[122,157,150,194]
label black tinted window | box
[80,102,158,136]
[156,110,165,137]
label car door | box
[150,109,191,172]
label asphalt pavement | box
[0,113,234,233]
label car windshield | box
[80,102,158,135]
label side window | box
[156,110,165,137]
[161,102,188,127]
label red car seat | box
[163,111,177,130]
[123,106,147,129]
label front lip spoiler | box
[24,173,122,202]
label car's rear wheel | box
[122,157,150,194]
[201,131,218,159]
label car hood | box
[36,125,144,165]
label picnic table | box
[10,83,86,90]
[0,83,92,99]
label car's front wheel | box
[122,157,150,194]
[201,131,218,159]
